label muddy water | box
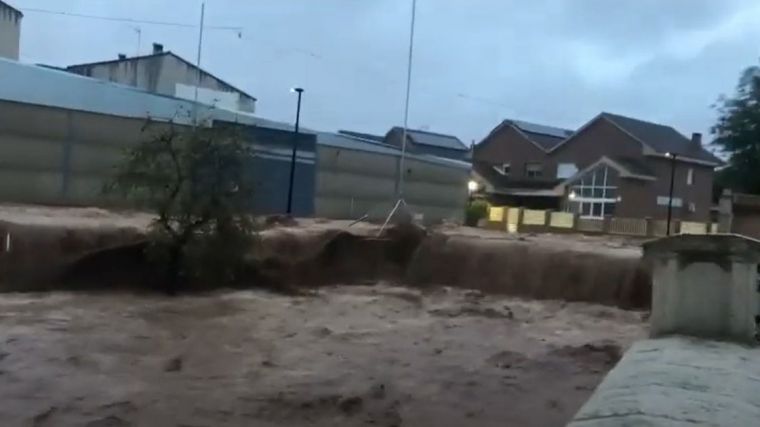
[0,285,646,427]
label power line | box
[20,7,243,32]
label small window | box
[501,163,511,176]
[557,163,578,179]
[657,196,683,208]
[526,163,543,178]
[687,168,694,186]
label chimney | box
[152,43,164,54]
[691,132,702,146]
[118,53,127,60]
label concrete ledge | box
[568,336,760,427]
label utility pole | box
[286,88,304,215]
[666,152,678,235]
[192,2,205,125]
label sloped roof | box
[319,132,470,170]
[557,156,656,192]
[337,130,385,143]
[0,57,277,129]
[508,119,573,151]
[479,119,573,152]
[67,51,257,101]
[600,113,721,164]
[610,156,655,178]
[394,127,469,151]
[0,1,22,17]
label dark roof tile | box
[601,113,721,164]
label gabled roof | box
[66,51,257,101]
[600,113,721,164]
[0,1,22,17]
[393,127,469,151]
[507,119,573,151]
[548,112,721,165]
[479,119,573,152]
[556,156,656,192]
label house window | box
[501,163,510,176]
[657,196,683,208]
[557,163,578,179]
[687,168,694,186]
[567,165,618,219]
[525,163,543,178]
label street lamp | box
[467,180,478,203]
[286,87,304,215]
[665,152,678,235]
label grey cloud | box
[13,0,760,144]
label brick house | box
[472,113,722,221]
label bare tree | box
[108,121,257,294]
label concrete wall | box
[0,100,315,212]
[67,54,256,113]
[0,3,21,60]
[569,337,760,427]
[315,144,468,224]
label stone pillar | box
[718,189,734,233]
[643,234,760,344]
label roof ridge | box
[401,127,461,140]
[601,112,682,133]
[66,51,257,102]
[505,118,573,133]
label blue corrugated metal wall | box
[221,123,316,216]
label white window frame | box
[686,168,694,186]
[567,166,618,219]
[501,163,511,176]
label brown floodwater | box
[0,285,646,427]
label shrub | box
[465,200,489,227]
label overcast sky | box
[12,0,760,144]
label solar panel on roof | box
[512,120,572,139]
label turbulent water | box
[0,285,646,427]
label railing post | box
[516,207,525,234]
[644,217,654,237]
[603,215,613,234]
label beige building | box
[0,0,21,60]
[66,43,257,113]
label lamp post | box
[666,152,678,235]
[467,180,478,204]
[286,87,304,215]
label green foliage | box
[465,199,489,227]
[107,122,257,293]
[712,65,760,194]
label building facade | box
[66,44,256,113]
[0,0,21,60]
[473,113,722,221]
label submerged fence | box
[484,205,720,238]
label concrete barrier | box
[568,337,760,427]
